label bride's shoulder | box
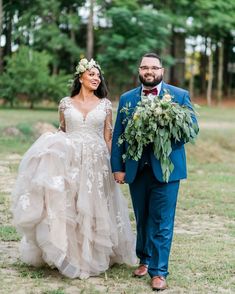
[103,98,112,109]
[58,96,71,112]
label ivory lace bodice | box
[59,97,112,143]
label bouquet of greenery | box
[118,91,198,182]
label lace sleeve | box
[104,99,113,131]
[104,98,113,152]
[58,97,67,113]
[105,98,112,117]
[58,97,67,132]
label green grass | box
[0,105,235,293]
[0,108,58,128]
[0,225,20,241]
[197,105,235,122]
[0,108,58,154]
[0,193,7,205]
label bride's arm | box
[104,100,113,153]
[58,98,66,132]
[58,111,66,132]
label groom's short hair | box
[140,53,162,66]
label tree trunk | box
[173,32,186,87]
[52,63,59,75]
[206,40,213,106]
[162,46,170,83]
[200,37,208,95]
[86,0,94,59]
[170,28,175,85]
[69,8,76,71]
[70,29,76,70]
[217,41,224,104]
[189,46,196,100]
[5,10,12,56]
[30,100,34,109]
[0,0,3,73]
[169,28,186,87]
[223,34,231,96]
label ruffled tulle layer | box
[12,132,136,279]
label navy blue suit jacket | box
[111,82,198,184]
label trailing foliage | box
[118,92,199,182]
[0,0,234,104]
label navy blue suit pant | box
[129,165,180,277]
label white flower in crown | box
[79,64,86,72]
[80,58,88,66]
[75,58,101,75]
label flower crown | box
[75,58,101,75]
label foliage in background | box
[0,0,234,106]
[97,6,170,94]
[0,47,70,108]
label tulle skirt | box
[12,131,137,279]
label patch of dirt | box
[0,154,20,194]
[193,97,235,107]
[33,122,57,136]
[0,241,19,264]
[175,214,235,239]
[2,127,22,137]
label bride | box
[12,58,137,279]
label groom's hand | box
[114,172,125,184]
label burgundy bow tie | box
[143,88,158,96]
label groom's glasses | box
[139,66,162,71]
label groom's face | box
[139,57,164,87]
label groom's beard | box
[139,73,163,87]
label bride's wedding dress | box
[12,97,136,279]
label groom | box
[111,53,198,291]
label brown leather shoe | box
[133,264,148,277]
[151,276,167,291]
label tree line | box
[0,0,234,108]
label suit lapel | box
[159,82,168,98]
[132,86,142,106]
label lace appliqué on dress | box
[58,97,71,113]
[104,98,113,133]
[58,97,71,131]
[19,193,30,210]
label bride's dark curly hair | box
[70,66,108,99]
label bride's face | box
[80,67,101,91]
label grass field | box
[0,105,235,293]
